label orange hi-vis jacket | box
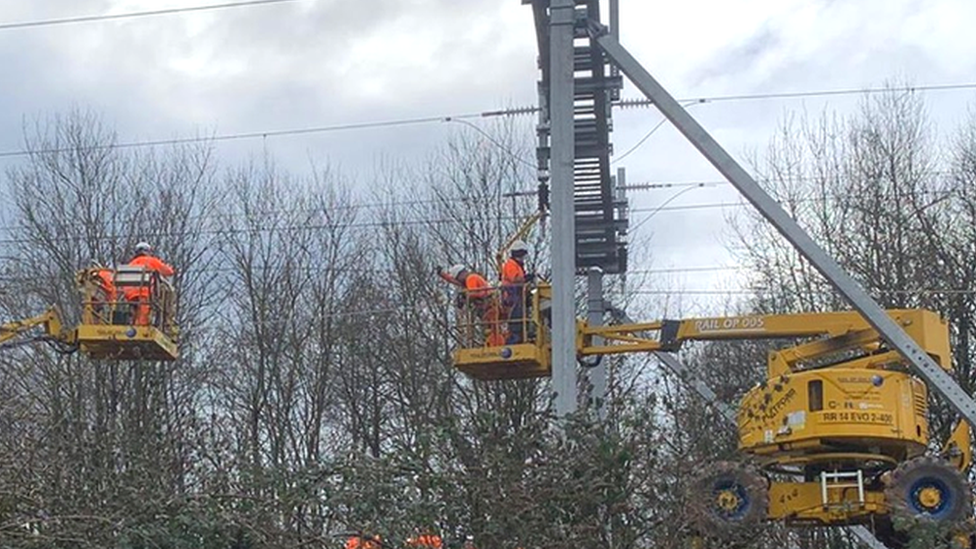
[96,268,117,302]
[129,255,175,277]
[346,536,381,549]
[501,257,526,307]
[459,271,505,346]
[124,254,175,300]
[464,272,491,300]
[501,258,526,285]
[407,535,443,549]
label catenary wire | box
[612,118,667,165]
[611,100,699,165]
[0,187,964,246]
[0,112,491,159]
[1,265,971,298]
[514,169,957,195]
[0,173,968,242]
[0,265,750,281]
[441,117,537,169]
[0,0,300,31]
[615,82,976,109]
[630,289,976,296]
[0,167,954,236]
[1,82,973,159]
[628,184,718,233]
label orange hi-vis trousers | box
[124,287,152,326]
[472,297,506,346]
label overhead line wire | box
[631,288,976,296]
[0,186,963,244]
[1,268,969,299]
[612,100,701,165]
[616,82,976,109]
[0,112,490,159]
[1,82,973,159]
[0,0,300,31]
[0,265,749,282]
[0,169,952,235]
[0,212,536,246]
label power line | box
[612,100,699,165]
[632,288,976,296]
[3,266,968,301]
[604,170,955,195]
[621,181,727,191]
[628,185,958,216]
[631,201,744,214]
[615,82,976,110]
[0,211,536,246]
[442,117,537,169]
[612,118,667,165]
[0,168,963,245]
[2,262,964,297]
[0,201,733,246]
[0,185,962,245]
[631,266,745,274]
[476,82,976,118]
[470,83,976,119]
[0,264,748,281]
[0,0,299,31]
[629,185,717,233]
[2,82,973,160]
[0,192,538,236]
[0,112,493,159]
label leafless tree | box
[0,109,222,547]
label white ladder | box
[820,470,865,505]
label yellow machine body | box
[452,284,551,380]
[738,368,929,466]
[454,342,550,380]
[449,282,972,532]
[76,266,179,361]
[766,480,886,524]
[75,324,179,361]
[0,267,179,361]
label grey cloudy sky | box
[1,0,975,312]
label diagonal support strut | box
[589,24,976,431]
[587,22,926,549]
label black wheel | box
[690,461,769,532]
[885,456,972,525]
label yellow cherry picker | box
[1,265,178,361]
[445,272,972,544]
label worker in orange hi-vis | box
[124,242,175,326]
[88,261,117,323]
[440,264,506,346]
[406,533,443,549]
[500,240,530,344]
[94,266,117,303]
[345,534,382,549]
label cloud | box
[689,26,781,89]
[0,0,540,175]
[3,0,976,311]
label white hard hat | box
[135,242,152,254]
[446,264,467,279]
[509,240,530,255]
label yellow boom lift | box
[449,279,973,543]
[0,266,178,361]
